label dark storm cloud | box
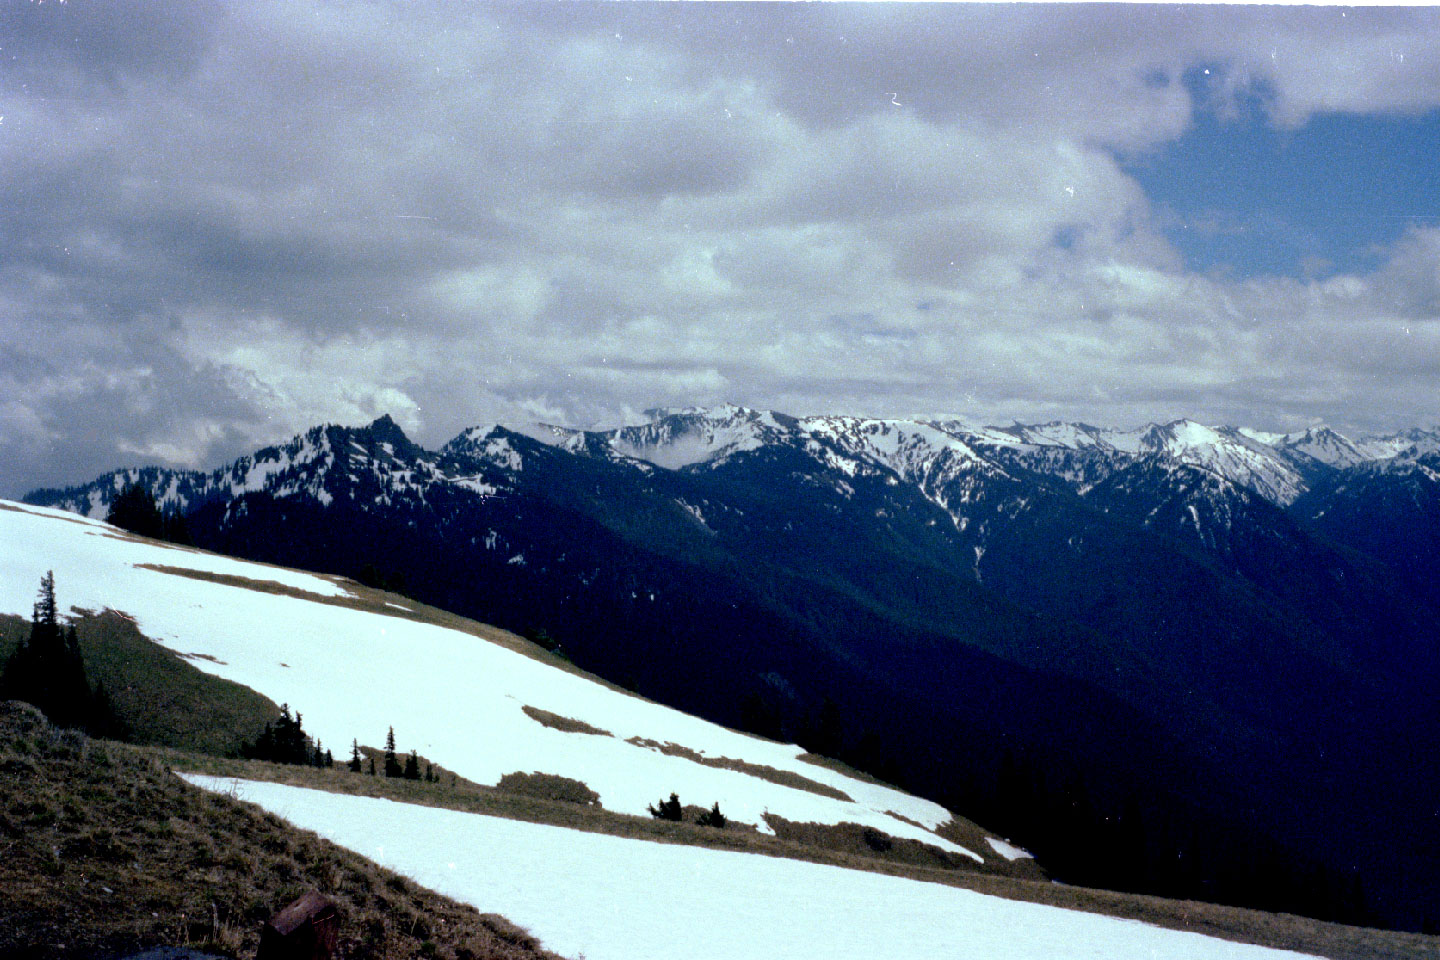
[3,2,1440,496]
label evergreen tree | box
[0,573,121,736]
[424,761,435,782]
[696,802,727,828]
[367,756,376,776]
[403,750,421,780]
[106,485,165,539]
[349,739,363,772]
[648,792,683,821]
[324,748,334,768]
[240,703,319,766]
[384,726,403,777]
[161,512,193,546]
[35,570,56,628]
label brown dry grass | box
[762,814,994,874]
[0,701,566,960]
[624,736,854,802]
[156,744,996,876]
[495,771,601,807]
[519,706,612,737]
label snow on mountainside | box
[27,408,1440,526]
[182,777,1318,960]
[1124,421,1312,506]
[30,415,454,518]
[1276,427,1369,469]
[605,405,794,469]
[530,409,1352,507]
[1352,428,1440,462]
[0,499,987,859]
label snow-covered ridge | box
[0,499,984,858]
[25,409,1440,523]
[510,408,1428,507]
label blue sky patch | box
[1122,67,1440,279]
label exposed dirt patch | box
[762,815,985,872]
[626,736,853,802]
[520,706,612,737]
[496,771,601,807]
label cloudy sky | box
[4,2,1440,495]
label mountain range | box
[25,406,1440,931]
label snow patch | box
[181,778,1319,960]
[985,836,1034,861]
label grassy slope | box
[0,701,565,960]
[0,610,278,757]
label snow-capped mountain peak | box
[1275,426,1369,469]
[604,406,795,470]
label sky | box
[3,2,1440,495]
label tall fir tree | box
[0,572,121,736]
[403,749,420,780]
[384,726,403,777]
[349,738,363,773]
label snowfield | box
[183,776,1318,960]
[0,499,981,857]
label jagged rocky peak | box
[332,414,425,463]
[361,413,408,444]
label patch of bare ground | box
[625,736,853,802]
[763,815,988,872]
[0,501,103,528]
[0,701,565,960]
[495,772,600,807]
[519,706,612,737]
[157,746,1002,876]
[157,747,1440,960]
[922,814,1048,882]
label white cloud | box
[3,3,1440,494]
